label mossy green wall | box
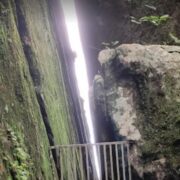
[137,74,180,169]
[0,0,78,179]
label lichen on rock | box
[93,44,180,179]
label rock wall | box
[93,44,180,179]
[0,0,85,179]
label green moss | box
[140,15,170,26]
[18,0,77,145]
[136,72,180,169]
[0,0,55,179]
[1,0,81,179]
[3,127,32,180]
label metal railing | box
[50,141,132,180]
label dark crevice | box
[14,0,60,178]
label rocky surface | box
[93,44,180,179]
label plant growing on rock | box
[3,127,33,180]
[131,15,170,26]
[140,15,170,26]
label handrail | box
[49,141,132,180]
[50,140,129,149]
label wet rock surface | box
[93,44,180,179]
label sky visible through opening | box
[61,0,100,179]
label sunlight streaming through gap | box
[60,0,100,179]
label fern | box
[139,15,170,26]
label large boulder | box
[93,44,180,179]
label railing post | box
[73,146,77,180]
[97,144,102,180]
[48,149,56,179]
[103,144,108,180]
[67,147,71,180]
[115,144,120,180]
[79,146,83,179]
[121,143,126,180]
[60,148,64,180]
[85,145,90,180]
[110,144,114,180]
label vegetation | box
[139,14,170,26]
[0,0,80,179]
[131,15,170,26]
[3,127,32,180]
[136,73,180,171]
[0,0,54,178]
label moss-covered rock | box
[0,0,82,179]
[93,44,180,179]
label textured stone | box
[93,44,180,179]
[98,48,116,65]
